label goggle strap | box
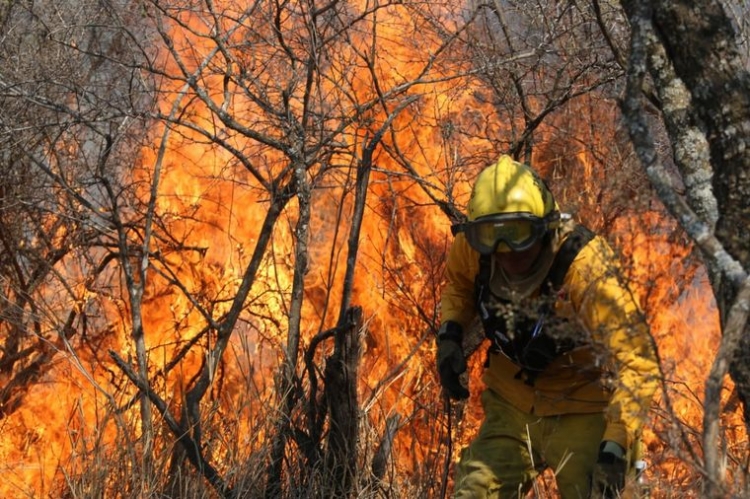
[451,222,468,236]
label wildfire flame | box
[0,2,745,498]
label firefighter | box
[437,155,659,498]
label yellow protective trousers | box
[454,389,606,499]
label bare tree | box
[3,0,749,497]
[0,0,154,420]
[80,1,468,497]
[619,0,750,496]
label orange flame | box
[1,3,744,498]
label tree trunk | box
[648,0,750,425]
[324,306,362,498]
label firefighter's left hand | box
[591,441,626,498]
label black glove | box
[436,322,469,400]
[592,441,627,498]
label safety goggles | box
[454,212,560,255]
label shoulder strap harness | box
[475,224,595,385]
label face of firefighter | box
[495,241,544,277]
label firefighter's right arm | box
[436,234,479,400]
[440,233,480,331]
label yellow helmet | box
[461,155,561,254]
[468,155,556,221]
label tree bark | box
[371,413,401,481]
[324,306,362,498]
[620,0,750,495]
[648,0,750,426]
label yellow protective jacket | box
[441,223,659,451]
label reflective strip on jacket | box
[441,226,659,451]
